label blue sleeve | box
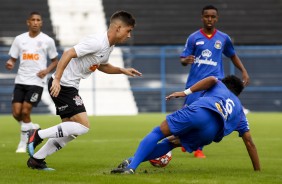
[180,36,194,58]
[223,35,236,58]
[236,111,250,137]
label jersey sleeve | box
[223,35,236,58]
[47,38,58,59]
[74,36,101,57]
[236,110,250,137]
[180,35,194,58]
[8,36,20,59]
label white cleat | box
[16,145,26,153]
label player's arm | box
[241,131,260,171]
[166,76,218,100]
[50,48,77,97]
[5,57,17,70]
[98,63,142,77]
[180,55,195,66]
[37,57,59,79]
[230,54,250,86]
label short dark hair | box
[28,11,41,19]
[110,11,135,27]
[202,5,218,15]
[222,75,244,96]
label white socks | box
[19,122,34,144]
[33,122,89,159]
[38,121,89,139]
[33,136,76,159]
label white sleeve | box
[8,37,20,59]
[47,38,58,59]
[73,36,101,57]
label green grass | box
[0,113,281,184]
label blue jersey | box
[180,29,236,89]
[190,81,249,141]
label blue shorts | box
[166,106,222,153]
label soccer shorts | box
[166,106,222,153]
[12,84,43,107]
[48,77,86,119]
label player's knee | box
[75,123,89,135]
[12,111,21,121]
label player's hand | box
[166,92,186,100]
[180,55,195,65]
[5,60,15,70]
[50,78,61,97]
[37,69,48,79]
[122,68,142,77]
[242,72,250,86]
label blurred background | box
[0,0,282,115]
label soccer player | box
[111,75,260,174]
[26,10,142,170]
[5,12,59,153]
[179,5,250,158]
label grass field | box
[0,113,281,184]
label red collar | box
[200,28,217,39]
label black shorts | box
[48,77,86,119]
[12,84,43,107]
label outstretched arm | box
[98,63,142,77]
[242,131,260,171]
[166,76,218,100]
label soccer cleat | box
[16,143,26,153]
[181,146,186,152]
[117,159,131,169]
[111,168,135,174]
[27,129,43,156]
[194,149,206,158]
[27,157,55,171]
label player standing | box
[179,5,250,158]
[26,11,142,170]
[5,12,59,153]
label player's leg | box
[111,120,171,174]
[27,112,89,156]
[27,135,76,170]
[11,84,30,152]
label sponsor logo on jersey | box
[89,64,99,72]
[196,41,204,45]
[194,49,217,67]
[73,95,83,106]
[30,93,39,102]
[22,53,39,61]
[214,40,222,49]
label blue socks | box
[144,138,174,161]
[127,126,166,169]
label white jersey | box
[9,32,58,87]
[55,32,114,89]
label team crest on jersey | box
[214,40,222,49]
[73,95,83,106]
[30,93,39,102]
[201,49,212,58]
[37,41,43,48]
